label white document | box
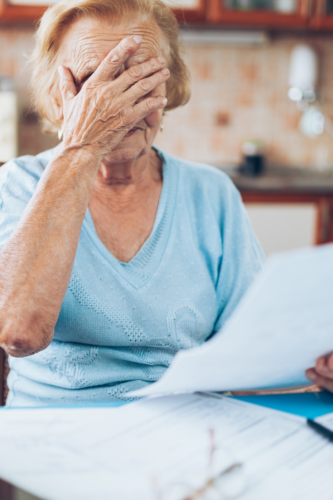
[1,394,333,500]
[130,244,333,398]
[317,412,333,431]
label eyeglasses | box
[154,429,247,500]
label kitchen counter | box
[215,165,333,245]
[218,165,333,194]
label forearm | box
[0,146,100,357]
[0,36,169,358]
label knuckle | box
[149,59,159,71]
[109,53,120,63]
[160,69,170,80]
[145,98,156,111]
[117,46,125,58]
[59,80,67,93]
[119,38,135,56]
[156,74,165,86]
[123,38,136,52]
[138,79,151,93]
[120,107,134,126]
[128,65,142,79]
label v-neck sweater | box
[83,149,176,290]
[0,147,264,407]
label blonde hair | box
[30,0,191,134]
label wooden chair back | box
[0,349,11,499]
[0,347,9,406]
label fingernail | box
[133,35,142,44]
[162,98,168,105]
[157,56,165,64]
[58,65,64,77]
[162,68,170,75]
[307,371,316,381]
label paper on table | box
[317,412,333,431]
[130,244,333,398]
[2,394,333,500]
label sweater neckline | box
[82,148,178,290]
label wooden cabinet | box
[206,0,333,29]
[0,0,332,32]
[0,0,205,22]
[310,0,333,28]
[206,0,310,27]
[0,0,48,20]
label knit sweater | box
[0,147,264,407]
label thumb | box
[58,65,77,104]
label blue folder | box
[234,392,333,419]
[3,392,333,419]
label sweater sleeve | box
[213,179,265,333]
[0,156,44,250]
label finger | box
[328,353,333,370]
[58,65,77,103]
[91,36,142,83]
[116,56,166,92]
[121,96,167,128]
[306,368,333,392]
[125,68,170,103]
[315,353,333,379]
[133,95,167,122]
[144,88,165,126]
[315,355,328,372]
[145,109,163,129]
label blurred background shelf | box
[206,0,311,28]
[1,0,333,28]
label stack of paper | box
[1,394,333,500]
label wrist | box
[55,142,102,165]
[39,143,102,197]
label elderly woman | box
[0,0,327,407]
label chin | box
[104,134,151,164]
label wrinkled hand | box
[306,353,333,392]
[58,35,169,161]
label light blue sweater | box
[0,147,264,407]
